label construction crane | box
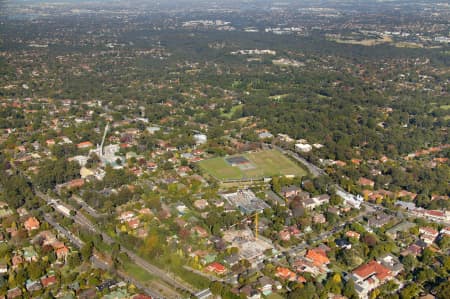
[230,211,261,240]
[254,212,259,240]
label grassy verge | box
[121,260,156,281]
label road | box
[37,191,98,233]
[44,213,84,248]
[72,194,104,218]
[36,190,196,296]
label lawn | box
[198,150,307,181]
[221,104,244,119]
[122,260,156,281]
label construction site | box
[221,189,270,215]
[222,229,274,267]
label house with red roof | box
[440,227,450,236]
[77,141,94,149]
[24,217,40,232]
[275,267,297,281]
[293,258,324,276]
[397,190,417,200]
[67,178,85,189]
[358,177,375,188]
[419,227,439,244]
[349,260,393,298]
[118,211,135,222]
[334,160,347,167]
[127,218,140,230]
[305,248,330,267]
[51,241,69,260]
[279,229,291,241]
[46,139,56,147]
[346,231,361,239]
[205,262,227,275]
[297,276,307,283]
[191,226,209,238]
[41,275,58,288]
[55,245,69,260]
[11,255,23,269]
[7,287,22,299]
[147,162,158,171]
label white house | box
[194,134,207,145]
[295,143,312,152]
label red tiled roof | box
[420,227,438,236]
[276,267,296,280]
[192,226,209,238]
[77,141,93,148]
[306,248,329,267]
[24,217,40,231]
[353,260,391,281]
[127,218,140,229]
[425,210,445,217]
[206,262,227,274]
[68,178,84,188]
[358,177,375,187]
[41,275,57,287]
[334,160,347,167]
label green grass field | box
[198,150,307,181]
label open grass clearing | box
[198,149,307,181]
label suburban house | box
[275,267,297,281]
[0,263,7,274]
[279,229,291,241]
[258,276,274,296]
[377,254,404,276]
[312,194,330,206]
[127,218,140,230]
[118,211,135,223]
[11,254,23,269]
[358,177,375,188]
[6,287,22,299]
[223,254,240,267]
[192,226,209,238]
[41,275,58,288]
[293,258,324,276]
[349,260,393,298]
[52,241,70,260]
[419,227,439,244]
[239,285,261,299]
[46,139,56,147]
[26,280,42,292]
[440,227,450,236]
[193,199,209,210]
[367,213,393,228]
[24,217,40,232]
[280,186,302,199]
[77,141,94,149]
[23,246,38,262]
[312,214,326,224]
[385,222,416,240]
[305,248,330,268]
[346,230,361,239]
[205,262,227,275]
